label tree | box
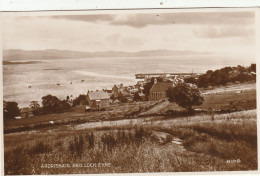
[166,82,204,112]
[118,92,128,103]
[237,73,251,83]
[59,100,71,112]
[206,70,214,77]
[184,77,197,85]
[72,94,88,106]
[237,65,247,73]
[3,101,20,120]
[42,95,60,114]
[197,74,209,88]
[249,63,256,73]
[29,101,41,116]
[41,94,70,114]
[133,92,142,102]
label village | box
[6,62,256,120]
[11,62,256,121]
[16,72,197,119]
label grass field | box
[4,109,257,174]
[198,88,256,110]
[4,101,159,132]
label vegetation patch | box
[4,110,257,174]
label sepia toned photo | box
[1,8,258,175]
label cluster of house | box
[83,83,144,111]
[15,73,194,118]
[83,73,191,111]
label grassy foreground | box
[4,109,257,174]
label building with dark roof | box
[149,82,172,101]
[86,90,110,110]
[20,107,34,118]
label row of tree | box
[3,94,71,120]
[185,64,256,88]
[141,64,256,111]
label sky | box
[2,10,256,57]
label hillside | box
[3,49,209,61]
[3,61,43,65]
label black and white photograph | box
[1,7,258,175]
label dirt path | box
[74,117,152,130]
[151,131,186,151]
[139,101,169,116]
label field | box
[4,101,160,133]
[3,83,257,174]
[4,110,257,174]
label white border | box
[0,0,259,11]
[0,6,260,176]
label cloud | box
[110,11,254,28]
[44,11,254,29]
[51,14,115,22]
[193,26,254,38]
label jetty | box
[135,73,200,79]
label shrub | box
[68,134,85,158]
[29,141,52,155]
[101,133,116,152]
[88,132,95,150]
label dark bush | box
[3,101,20,120]
[29,141,52,155]
[68,134,85,158]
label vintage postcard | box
[1,8,259,175]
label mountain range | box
[3,49,210,61]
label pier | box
[135,73,200,79]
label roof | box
[88,91,110,100]
[104,89,113,93]
[21,107,32,113]
[150,82,172,93]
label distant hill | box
[3,61,44,65]
[3,49,209,61]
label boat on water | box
[81,76,85,83]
